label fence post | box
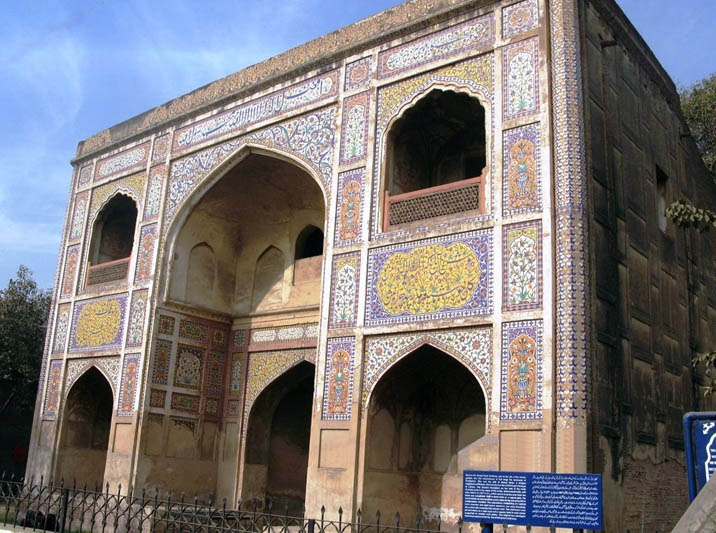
[479,523,493,533]
[59,487,69,533]
[307,518,315,533]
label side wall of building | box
[581,1,716,530]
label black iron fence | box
[0,474,482,533]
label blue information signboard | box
[684,411,716,501]
[463,471,602,530]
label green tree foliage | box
[0,266,50,416]
[680,73,716,177]
[665,200,716,233]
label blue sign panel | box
[684,412,716,501]
[463,471,603,530]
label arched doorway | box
[362,345,486,527]
[57,367,113,486]
[243,362,315,515]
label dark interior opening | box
[91,194,138,264]
[294,225,324,260]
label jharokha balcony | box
[86,256,130,286]
[383,171,486,231]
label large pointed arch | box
[159,143,330,304]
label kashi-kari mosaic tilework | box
[503,37,540,121]
[173,345,204,390]
[204,350,225,397]
[95,142,150,182]
[43,360,63,419]
[134,224,157,284]
[233,329,249,349]
[345,57,372,91]
[77,164,93,189]
[68,293,128,352]
[340,91,370,166]
[503,123,542,217]
[178,319,209,344]
[226,399,241,417]
[126,290,148,348]
[501,320,543,420]
[378,13,494,79]
[502,0,539,39]
[244,349,316,417]
[334,168,365,247]
[550,0,590,421]
[152,339,172,385]
[372,55,494,237]
[173,70,339,151]
[322,337,354,421]
[171,392,200,413]
[229,359,242,393]
[366,229,493,326]
[166,107,336,232]
[152,134,170,162]
[64,357,121,395]
[52,305,71,354]
[328,253,360,329]
[61,245,80,298]
[143,165,165,221]
[69,192,89,241]
[149,389,166,408]
[503,220,542,311]
[158,315,176,336]
[89,173,146,223]
[171,417,197,434]
[117,353,141,416]
[248,323,319,348]
[362,326,492,411]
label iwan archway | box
[142,149,326,501]
[361,345,488,528]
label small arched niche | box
[383,89,487,230]
[252,245,286,311]
[185,242,216,304]
[87,194,138,285]
[57,367,114,486]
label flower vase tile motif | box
[152,339,172,385]
[502,0,538,40]
[77,164,93,189]
[178,319,209,344]
[43,360,63,419]
[340,91,370,167]
[134,224,157,284]
[377,13,495,79]
[345,57,372,91]
[61,245,80,298]
[117,353,141,417]
[502,123,542,217]
[125,290,149,348]
[204,350,225,397]
[322,338,355,421]
[503,220,542,311]
[68,293,129,353]
[329,253,360,329]
[366,229,493,326]
[152,133,170,162]
[149,389,166,409]
[158,315,176,336]
[502,37,540,122]
[501,320,543,420]
[334,168,365,247]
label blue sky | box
[1,0,714,290]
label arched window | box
[294,225,324,260]
[384,89,487,230]
[87,194,138,285]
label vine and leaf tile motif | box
[334,168,365,247]
[503,37,540,121]
[173,345,204,390]
[340,91,370,166]
[503,220,542,311]
[126,290,148,348]
[329,253,360,329]
[502,0,538,39]
[117,353,141,417]
[152,339,172,385]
